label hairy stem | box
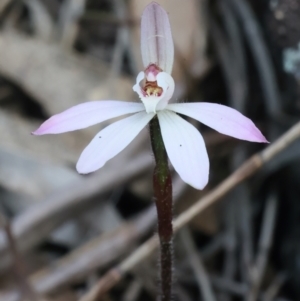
[149,116,173,301]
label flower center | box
[142,64,163,97]
[144,81,163,97]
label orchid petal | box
[77,111,154,173]
[133,72,174,113]
[32,101,145,135]
[167,103,268,143]
[141,2,174,73]
[158,110,209,190]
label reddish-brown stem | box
[150,116,173,301]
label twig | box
[180,227,217,301]
[201,234,225,259]
[217,0,248,111]
[131,265,157,298]
[262,273,287,301]
[229,0,281,118]
[109,0,130,97]
[0,30,134,115]
[209,17,240,108]
[0,133,221,281]
[247,193,278,301]
[212,273,286,300]
[122,280,142,301]
[222,0,248,105]
[211,3,251,291]
[212,4,252,286]
[220,194,238,301]
[78,120,300,300]
[0,0,11,14]
[210,276,248,296]
[0,170,189,300]
[176,285,193,301]
[174,119,300,230]
[58,0,86,47]
[234,152,254,284]
[32,205,156,294]
[79,235,159,301]
[0,213,42,301]
[24,0,54,40]
[0,152,152,272]
[0,205,156,301]
[110,0,137,90]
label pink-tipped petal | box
[32,101,145,135]
[141,2,174,73]
[167,103,268,143]
[158,110,209,190]
[76,111,154,174]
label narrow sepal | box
[141,2,174,73]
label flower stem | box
[149,116,173,301]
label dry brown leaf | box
[0,31,134,115]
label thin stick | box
[109,0,131,97]
[247,193,278,301]
[0,213,42,301]
[211,276,248,296]
[229,0,280,117]
[78,121,300,301]
[0,0,11,14]
[180,227,217,301]
[122,280,142,301]
[262,273,287,301]
[0,152,152,273]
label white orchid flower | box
[33,2,267,190]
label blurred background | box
[0,0,299,300]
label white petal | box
[33,101,145,135]
[141,2,174,73]
[132,72,174,113]
[167,103,268,142]
[77,111,155,173]
[158,110,209,190]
